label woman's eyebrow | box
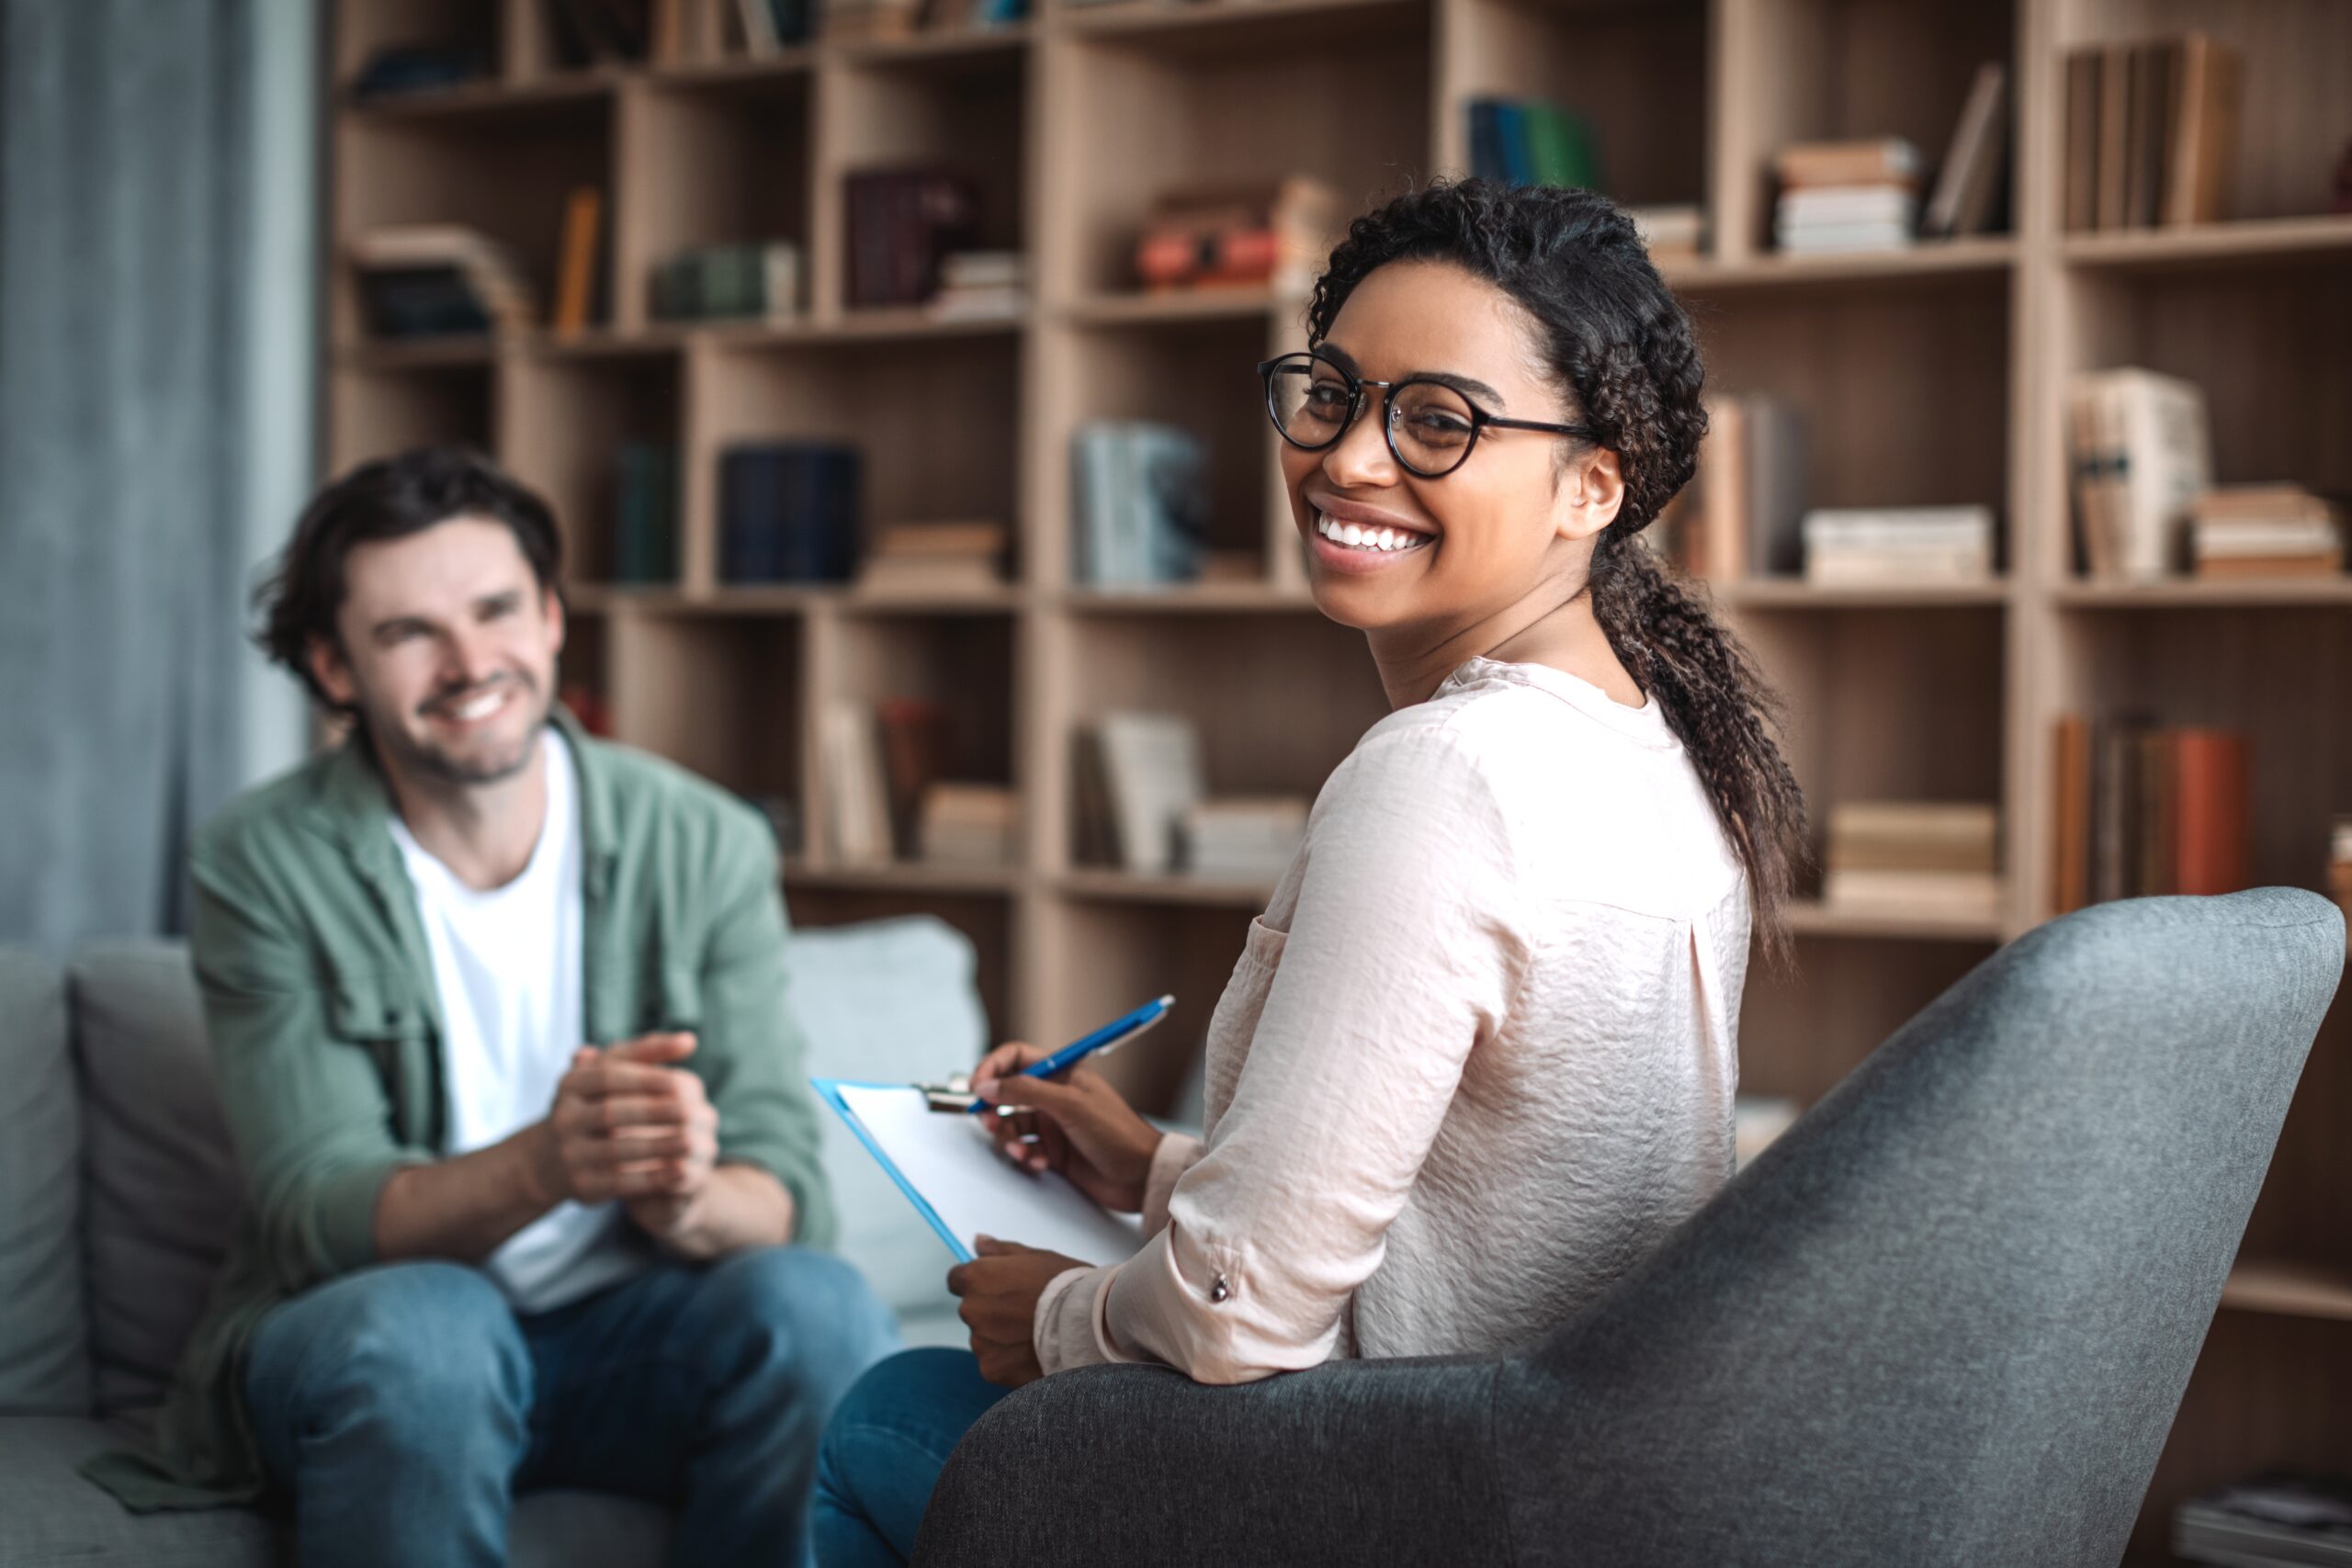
[1318,344,1506,407]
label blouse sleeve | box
[1077,724,1534,1383]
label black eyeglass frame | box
[1256,350,1598,478]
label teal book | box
[1525,101,1600,191]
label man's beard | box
[368,673,551,788]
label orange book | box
[2052,715,2092,913]
[552,186,604,336]
[2173,728,2249,895]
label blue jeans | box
[812,1348,1013,1567]
[244,1248,899,1568]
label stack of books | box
[919,784,1018,867]
[820,0,915,40]
[855,520,1006,596]
[931,250,1026,320]
[1770,138,1921,254]
[1072,712,1203,875]
[2174,1472,2352,1567]
[718,442,862,584]
[2049,716,2249,912]
[2066,367,2212,580]
[1069,422,1207,588]
[1627,205,1703,265]
[876,697,949,858]
[650,242,802,323]
[613,443,679,584]
[1733,1096,1800,1171]
[1464,98,1600,192]
[2064,32,2242,232]
[1678,393,1807,582]
[1133,179,1340,296]
[348,225,536,339]
[1801,506,1996,586]
[1822,802,2002,921]
[349,43,491,98]
[2331,819,2352,938]
[2189,485,2346,579]
[1179,798,1307,881]
[918,0,1027,32]
[844,168,979,309]
[547,0,655,64]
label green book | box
[1524,101,1600,192]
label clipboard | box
[814,1078,1148,1267]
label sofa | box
[0,916,988,1566]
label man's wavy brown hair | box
[1306,178,1811,962]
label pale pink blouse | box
[1033,656,1754,1381]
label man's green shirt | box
[85,709,836,1510]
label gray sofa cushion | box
[0,949,89,1416]
[70,942,243,1415]
[0,1414,670,1566]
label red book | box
[2172,728,2249,895]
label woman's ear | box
[1553,446,1627,545]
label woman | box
[811,177,1808,1565]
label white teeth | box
[1340,524,1364,546]
[449,689,504,721]
[1316,510,1428,553]
[1377,529,1399,551]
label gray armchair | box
[914,889,2346,1568]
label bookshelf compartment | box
[327,365,495,473]
[1048,27,1431,299]
[822,46,1028,321]
[617,73,813,335]
[505,347,683,587]
[1049,612,1388,874]
[1027,893,1256,1117]
[1727,606,2007,867]
[1716,0,2015,258]
[783,886,1013,1043]
[554,609,614,739]
[1737,935,1993,1106]
[2044,258,2352,584]
[1690,272,2012,541]
[605,610,805,849]
[2052,606,2352,897]
[1040,313,1291,590]
[1438,0,1707,212]
[334,0,503,93]
[2056,0,2352,229]
[333,96,614,347]
[2241,1001,2352,1274]
[685,333,1022,593]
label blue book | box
[1466,99,1507,183]
[1493,99,1533,186]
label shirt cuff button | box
[1209,1275,1230,1303]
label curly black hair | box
[253,446,564,716]
[1307,178,1810,963]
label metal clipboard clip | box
[915,995,1175,1113]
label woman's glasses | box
[1257,351,1596,479]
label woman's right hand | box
[972,1042,1164,1213]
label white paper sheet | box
[820,1080,1148,1267]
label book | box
[2173,1472,2352,1568]
[1688,395,1805,582]
[350,43,492,98]
[844,169,979,308]
[1069,421,1207,587]
[348,225,536,338]
[2064,49,2100,232]
[1132,178,1340,295]
[876,697,949,858]
[650,242,802,322]
[820,700,894,865]
[1733,1096,1801,1171]
[2066,32,2243,233]
[1824,801,2001,917]
[718,442,862,583]
[613,443,678,583]
[551,186,605,337]
[1802,506,1996,585]
[2097,42,2132,231]
[1770,138,1921,189]
[2059,716,2251,904]
[855,519,1008,595]
[918,783,1017,865]
[2052,715,2092,915]
[1179,796,1308,880]
[1090,712,1204,875]
[2163,33,2242,226]
[1626,204,1704,262]
[1922,62,2008,240]
[2065,368,2212,581]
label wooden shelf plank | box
[697,309,1028,349]
[1058,583,1318,615]
[2060,215,2352,273]
[2220,1259,2352,1323]
[2054,579,2352,609]
[1054,869,1276,908]
[1713,579,2011,610]
[827,24,1032,69]
[1664,237,2017,291]
[1781,900,2007,943]
[644,49,819,90]
[333,337,503,371]
[339,71,618,120]
[786,861,1023,897]
[1058,0,1420,51]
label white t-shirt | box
[389,728,649,1313]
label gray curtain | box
[0,0,255,954]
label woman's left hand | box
[947,1236,1087,1388]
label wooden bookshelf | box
[326,0,2352,1556]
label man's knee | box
[685,1247,899,1395]
[251,1261,530,1454]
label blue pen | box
[962,994,1175,1114]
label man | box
[84,446,898,1565]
